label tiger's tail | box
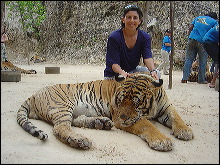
[17,97,48,140]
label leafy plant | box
[6,1,46,39]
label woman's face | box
[122,11,142,30]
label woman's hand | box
[120,70,131,78]
[112,64,131,79]
[150,70,159,80]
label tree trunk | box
[142,1,150,32]
[1,1,5,33]
[168,1,175,89]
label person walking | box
[157,29,172,75]
[181,12,218,84]
[104,5,160,80]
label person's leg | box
[197,48,208,83]
[157,49,169,75]
[157,49,165,71]
[182,39,197,82]
[203,43,219,86]
[161,50,170,75]
[209,76,217,88]
[209,63,219,87]
[210,61,215,73]
[203,43,219,66]
[163,51,170,75]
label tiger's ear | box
[115,73,125,82]
[151,79,163,87]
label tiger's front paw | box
[172,127,194,140]
[94,117,113,130]
[148,138,173,151]
[67,134,92,150]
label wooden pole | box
[168,1,175,89]
[1,1,5,26]
[1,1,5,64]
[142,1,150,32]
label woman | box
[104,5,159,80]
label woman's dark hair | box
[121,5,143,29]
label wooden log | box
[45,67,60,74]
[1,70,21,82]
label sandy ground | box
[1,63,219,164]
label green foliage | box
[6,1,46,37]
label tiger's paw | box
[94,117,113,130]
[148,138,173,151]
[67,135,92,150]
[172,127,194,141]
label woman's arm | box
[144,58,155,71]
[112,64,131,78]
[144,58,158,79]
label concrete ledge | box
[1,70,21,82]
[45,67,60,74]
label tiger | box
[188,71,214,83]
[1,60,37,74]
[17,73,194,152]
[188,61,213,83]
[30,55,46,63]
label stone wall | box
[4,1,219,66]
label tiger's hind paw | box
[94,118,113,130]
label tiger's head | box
[111,73,163,127]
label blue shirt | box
[161,35,171,53]
[203,24,219,44]
[189,15,218,43]
[104,29,152,77]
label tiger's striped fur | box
[30,55,46,63]
[189,62,213,83]
[1,60,37,74]
[188,71,214,83]
[17,73,193,151]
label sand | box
[1,63,219,164]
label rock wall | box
[4,1,219,66]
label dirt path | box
[1,63,219,164]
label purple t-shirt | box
[104,29,152,77]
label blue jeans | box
[182,39,208,82]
